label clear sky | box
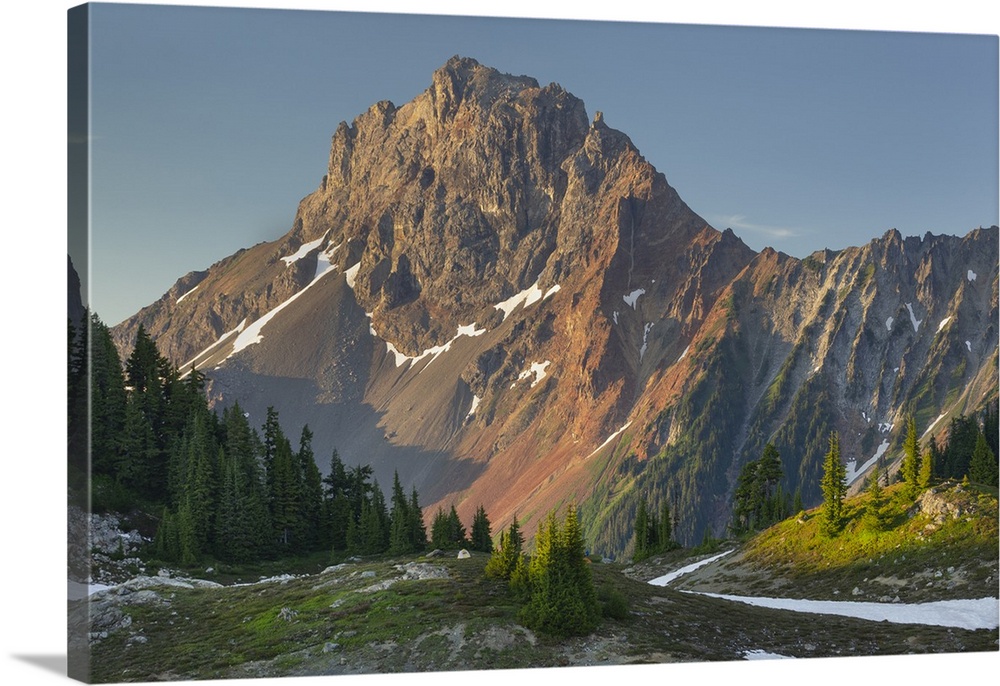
[74,2,999,326]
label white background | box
[1,2,997,685]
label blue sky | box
[74,2,998,328]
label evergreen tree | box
[918,437,936,489]
[448,505,467,548]
[862,469,890,532]
[731,443,784,534]
[633,498,650,559]
[85,314,128,478]
[153,507,180,562]
[470,505,493,553]
[657,500,673,550]
[983,401,999,460]
[819,432,847,536]
[969,432,999,487]
[792,488,804,515]
[485,515,524,581]
[940,414,979,480]
[322,449,352,553]
[370,479,391,552]
[519,506,600,637]
[408,487,428,552]
[430,507,451,549]
[901,416,920,497]
[270,434,304,549]
[389,471,413,555]
[731,459,759,535]
[296,426,324,551]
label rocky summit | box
[111,56,998,553]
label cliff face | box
[112,57,998,551]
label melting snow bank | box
[623,288,645,309]
[684,592,999,631]
[648,550,734,586]
[587,421,633,459]
[381,322,486,370]
[923,413,947,438]
[845,439,889,486]
[512,360,551,388]
[647,549,998,630]
[466,394,481,419]
[494,279,559,321]
[905,302,922,332]
[743,649,792,660]
[176,284,199,304]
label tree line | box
[723,401,998,540]
[821,406,999,537]
[68,315,495,566]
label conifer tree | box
[270,434,304,549]
[918,438,936,490]
[519,506,600,637]
[862,469,890,532]
[901,416,920,497]
[969,432,999,487]
[485,515,524,580]
[448,505,467,548]
[470,505,493,552]
[819,432,847,537]
[322,450,352,552]
[408,487,428,552]
[633,498,650,559]
[296,426,324,551]
[430,507,448,549]
[657,500,673,550]
[86,314,127,477]
[389,471,413,555]
[941,414,979,479]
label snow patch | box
[344,262,361,289]
[176,284,199,304]
[466,395,481,419]
[878,421,894,434]
[648,550,734,586]
[623,288,645,309]
[179,318,247,373]
[639,323,653,360]
[586,422,633,459]
[686,592,999,631]
[905,302,922,332]
[229,256,342,357]
[314,242,342,279]
[512,361,551,389]
[937,316,951,332]
[280,236,325,265]
[922,413,947,439]
[494,280,554,321]
[966,340,972,352]
[885,316,893,331]
[743,650,793,660]
[968,269,977,282]
[379,323,486,370]
[543,284,561,300]
[677,345,690,363]
[845,439,889,486]
[645,538,1000,631]
[612,311,619,325]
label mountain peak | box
[428,56,541,122]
